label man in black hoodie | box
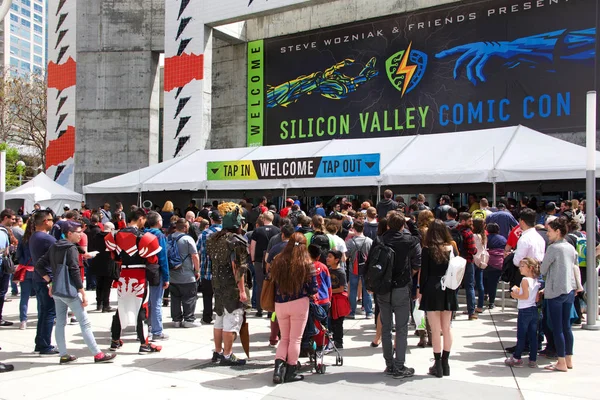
[35,221,115,364]
[376,190,398,220]
[377,211,421,379]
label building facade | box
[46,0,596,192]
[1,0,46,77]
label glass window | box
[21,9,30,17]
[21,0,31,7]
[10,22,18,33]
[34,4,43,13]
[21,61,31,71]
[11,4,18,11]
[20,39,31,49]
[34,45,42,55]
[10,57,19,67]
[34,55,42,64]
[33,66,42,75]
[10,45,19,55]
[33,35,42,44]
[21,50,30,59]
[33,24,42,33]
[33,13,42,23]
[10,14,18,22]
[21,19,30,28]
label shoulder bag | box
[260,275,276,312]
[53,252,79,299]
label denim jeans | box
[34,281,56,352]
[514,306,538,361]
[0,272,10,321]
[463,263,476,315]
[54,295,100,357]
[148,281,165,335]
[19,276,34,322]
[547,291,575,358]
[349,273,372,316]
[483,268,503,305]
[378,285,411,369]
[11,276,19,295]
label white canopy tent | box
[6,172,83,213]
[83,125,600,195]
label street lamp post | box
[16,160,25,186]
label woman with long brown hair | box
[416,209,435,347]
[270,233,317,384]
[419,220,458,378]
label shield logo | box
[386,43,428,97]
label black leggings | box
[111,287,148,344]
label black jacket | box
[88,230,115,277]
[380,229,422,289]
[34,239,83,290]
[376,199,398,220]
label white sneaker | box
[19,321,27,330]
[151,332,170,341]
[173,321,182,328]
[182,321,199,328]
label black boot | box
[273,359,287,384]
[428,353,443,378]
[284,363,304,383]
[442,350,450,376]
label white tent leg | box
[492,179,497,208]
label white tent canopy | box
[6,172,83,212]
[83,125,600,194]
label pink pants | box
[275,297,309,365]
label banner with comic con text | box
[247,0,596,146]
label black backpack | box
[450,228,464,256]
[310,232,330,264]
[364,242,395,295]
[288,210,303,227]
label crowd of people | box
[0,192,595,380]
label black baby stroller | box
[304,301,343,374]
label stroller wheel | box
[316,364,326,374]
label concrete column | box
[164,0,212,160]
[74,0,163,193]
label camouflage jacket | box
[206,232,250,313]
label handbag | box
[146,263,161,286]
[441,246,467,291]
[53,252,79,299]
[1,251,16,275]
[331,292,351,319]
[260,276,276,312]
[413,300,426,331]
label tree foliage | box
[0,68,47,170]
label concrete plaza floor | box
[0,290,597,400]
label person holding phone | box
[35,221,116,365]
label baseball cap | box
[63,204,70,210]
[210,210,222,221]
[545,202,559,212]
[286,198,294,204]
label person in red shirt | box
[280,198,294,218]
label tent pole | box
[492,179,497,208]
[584,90,599,330]
[376,179,382,202]
[0,151,5,211]
[204,186,208,206]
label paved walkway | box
[0,291,597,400]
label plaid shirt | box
[198,224,221,280]
[458,226,477,263]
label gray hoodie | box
[540,239,577,299]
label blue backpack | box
[167,233,190,270]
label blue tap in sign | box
[316,153,380,178]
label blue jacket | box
[146,228,169,283]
